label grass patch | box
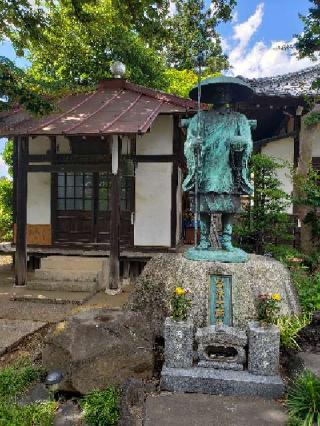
[291,270,320,314]
[277,314,311,350]
[0,358,57,426]
[0,400,56,426]
[0,358,43,400]
[80,386,120,426]
[287,370,320,426]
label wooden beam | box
[15,136,28,286]
[50,136,57,246]
[134,155,174,163]
[294,114,302,168]
[28,163,112,172]
[108,136,121,290]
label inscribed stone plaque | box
[209,275,232,326]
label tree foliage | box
[165,0,236,72]
[235,153,292,255]
[293,0,320,89]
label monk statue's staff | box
[194,52,204,248]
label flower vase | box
[164,317,193,368]
[247,321,280,376]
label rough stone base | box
[160,367,285,399]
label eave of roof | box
[239,64,320,99]
[0,79,198,137]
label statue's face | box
[212,86,232,105]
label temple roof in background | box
[239,64,320,98]
[0,79,197,137]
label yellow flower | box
[272,293,281,301]
[175,287,186,296]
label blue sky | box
[0,0,317,177]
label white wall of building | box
[27,136,51,224]
[261,136,294,213]
[136,115,173,155]
[29,136,51,155]
[134,162,172,246]
[27,173,51,224]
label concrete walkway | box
[144,393,288,426]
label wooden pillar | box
[108,136,121,290]
[15,136,28,286]
[171,116,179,248]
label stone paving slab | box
[144,393,288,426]
[0,319,47,354]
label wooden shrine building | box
[0,78,197,289]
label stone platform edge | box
[160,367,285,399]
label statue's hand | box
[182,174,194,192]
[230,135,248,150]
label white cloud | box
[169,1,176,16]
[0,156,9,178]
[223,3,319,78]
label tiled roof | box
[239,64,320,98]
[0,79,197,137]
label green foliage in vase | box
[256,293,281,325]
[171,287,192,321]
[80,386,120,426]
[235,153,292,254]
[287,370,320,426]
[276,314,311,349]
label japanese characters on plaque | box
[209,275,232,326]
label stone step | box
[32,269,98,282]
[41,256,105,272]
[26,280,98,292]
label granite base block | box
[160,367,285,399]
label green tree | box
[25,0,168,90]
[292,0,320,88]
[294,166,320,245]
[165,0,236,72]
[235,154,292,254]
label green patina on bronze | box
[183,76,256,263]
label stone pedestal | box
[247,321,280,376]
[164,318,193,368]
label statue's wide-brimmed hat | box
[189,76,253,104]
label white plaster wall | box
[56,136,71,154]
[310,124,320,157]
[27,173,51,224]
[136,115,173,155]
[29,136,51,155]
[134,162,172,246]
[261,137,294,213]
